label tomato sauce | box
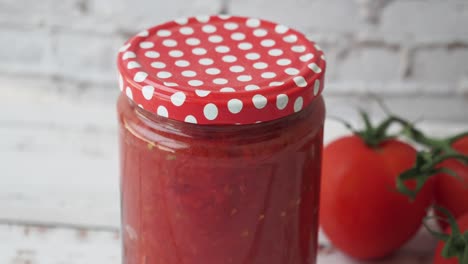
[118,95,325,264]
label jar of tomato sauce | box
[117,15,326,264]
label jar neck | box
[125,96,325,140]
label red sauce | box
[118,94,325,264]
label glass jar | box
[117,15,326,264]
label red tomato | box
[433,213,468,264]
[320,136,434,259]
[435,136,468,228]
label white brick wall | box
[0,0,467,122]
[379,1,468,38]
[0,29,50,73]
[413,48,468,83]
[229,0,361,34]
[53,32,121,83]
[337,47,400,82]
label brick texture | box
[337,47,400,82]
[229,0,361,34]
[0,29,47,64]
[412,47,468,83]
[379,1,468,39]
[0,0,467,122]
[52,32,122,83]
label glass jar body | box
[117,94,325,264]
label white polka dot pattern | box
[294,96,304,112]
[184,115,197,123]
[140,42,154,49]
[175,60,190,67]
[277,58,291,66]
[269,81,284,87]
[188,80,203,86]
[228,99,243,114]
[123,51,136,59]
[252,94,268,109]
[314,80,321,96]
[276,94,288,110]
[186,38,200,45]
[199,58,213,65]
[208,35,223,43]
[157,106,169,117]
[157,71,172,79]
[238,42,253,50]
[133,72,148,82]
[162,39,177,47]
[195,89,210,97]
[118,74,124,91]
[203,103,218,120]
[192,48,207,55]
[157,30,171,37]
[246,18,261,28]
[170,91,186,106]
[220,87,236,92]
[127,61,141,69]
[213,78,228,84]
[230,65,244,72]
[125,87,133,99]
[118,15,326,124]
[175,18,188,25]
[253,62,268,69]
[245,84,260,91]
[150,62,165,69]
[182,70,196,77]
[293,76,307,87]
[231,32,245,40]
[179,27,194,35]
[261,72,276,79]
[142,85,154,100]
[137,30,149,37]
[145,51,160,58]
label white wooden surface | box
[0,224,436,264]
[2,85,467,263]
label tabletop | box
[2,85,467,264]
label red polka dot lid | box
[117,15,326,125]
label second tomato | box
[435,136,468,229]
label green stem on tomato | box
[331,107,468,201]
[360,110,374,134]
[428,153,468,169]
[373,117,396,141]
[332,112,399,148]
[390,116,463,154]
[396,151,468,200]
[357,111,405,148]
[385,115,468,199]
